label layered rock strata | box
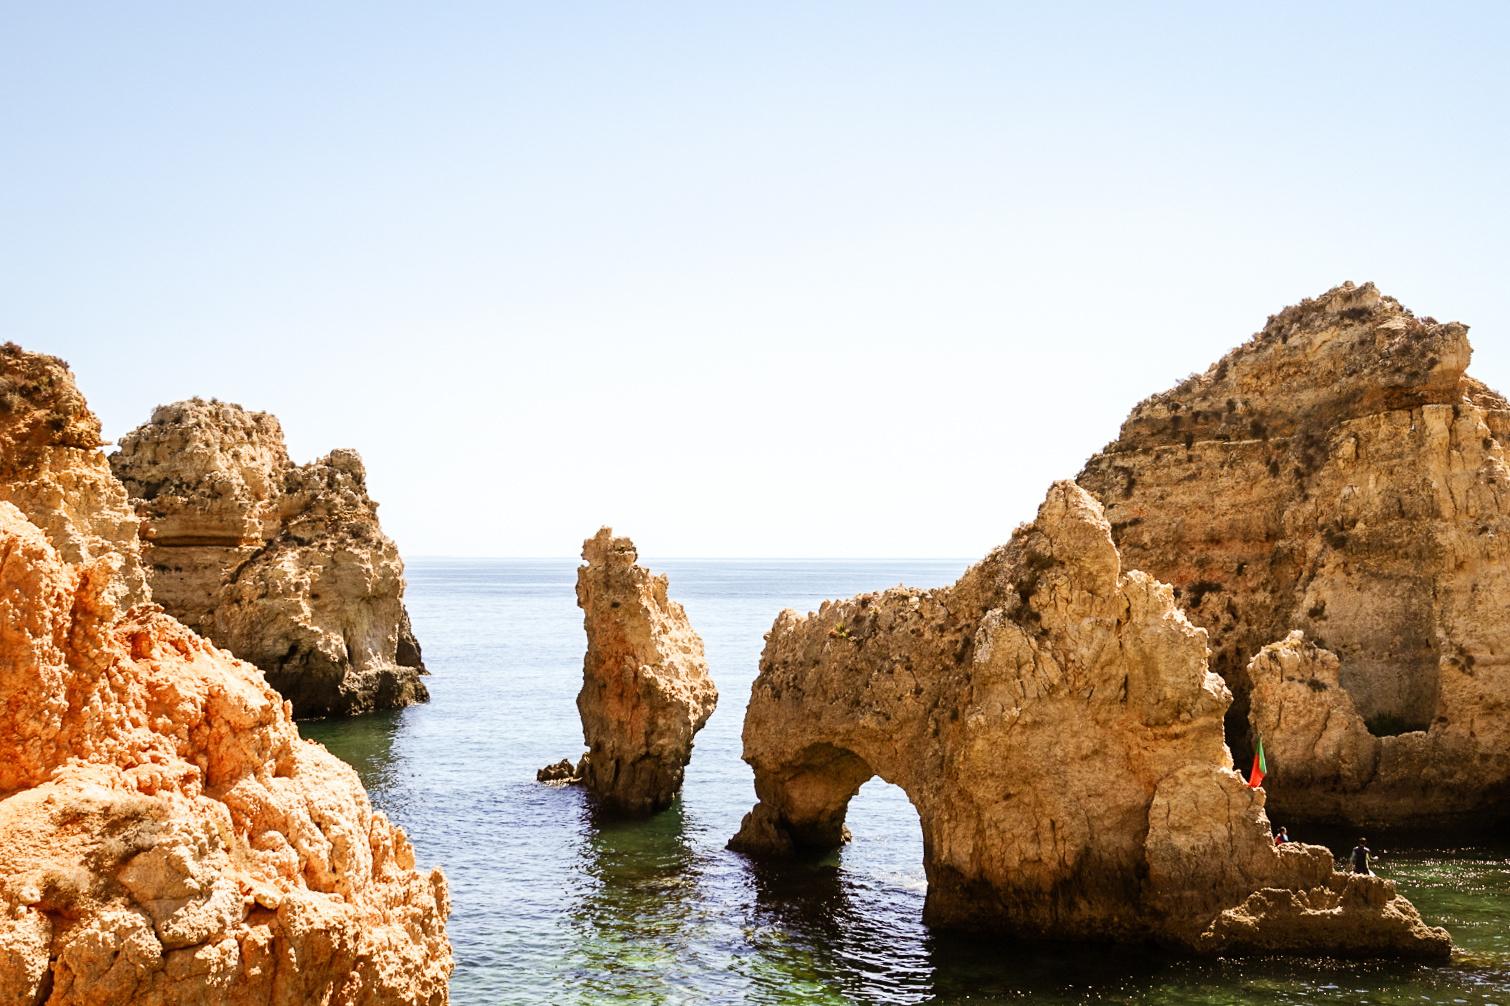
[1077,282,1510,826]
[110,400,428,718]
[548,529,718,814]
[0,343,149,608]
[0,348,451,1004]
[730,481,1449,957]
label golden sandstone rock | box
[110,400,429,718]
[1079,282,1510,827]
[0,348,450,1004]
[730,482,1449,957]
[552,529,718,814]
[0,343,149,609]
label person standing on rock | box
[1274,826,1289,846]
[1351,838,1373,874]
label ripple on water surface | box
[303,558,1510,1005]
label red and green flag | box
[1247,737,1267,789]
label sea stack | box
[1077,282,1510,827]
[548,528,718,815]
[730,481,1450,958]
[110,400,429,718]
[0,347,452,1003]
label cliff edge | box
[730,481,1449,958]
[0,347,452,1004]
[111,400,428,718]
[1078,283,1510,826]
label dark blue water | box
[304,559,1510,1005]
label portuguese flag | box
[1248,737,1267,789]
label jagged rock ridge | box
[110,399,428,718]
[1077,282,1510,826]
[0,347,451,1004]
[0,343,149,608]
[542,529,718,815]
[730,481,1449,957]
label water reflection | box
[560,799,710,1004]
[736,855,920,1005]
[733,779,938,1006]
[299,708,404,798]
[303,560,1510,1005]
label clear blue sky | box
[4,3,1507,557]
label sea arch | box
[728,482,1450,957]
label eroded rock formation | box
[0,344,149,608]
[550,529,718,814]
[110,400,428,718]
[0,348,451,1004]
[1077,282,1510,826]
[730,482,1449,957]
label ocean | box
[303,558,1510,1005]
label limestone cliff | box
[110,400,428,718]
[0,347,451,1004]
[548,529,718,814]
[730,482,1449,958]
[1077,282,1510,826]
[0,343,149,608]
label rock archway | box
[731,482,1450,957]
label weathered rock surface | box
[1077,282,1510,826]
[552,529,718,814]
[0,349,451,1004]
[730,481,1449,957]
[0,343,149,609]
[110,400,428,718]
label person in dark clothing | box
[1274,826,1289,845]
[1351,838,1372,874]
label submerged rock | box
[536,757,584,785]
[730,482,1449,958]
[1077,282,1510,827]
[547,529,717,814]
[110,399,429,718]
[0,349,451,1004]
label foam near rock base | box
[731,481,1450,958]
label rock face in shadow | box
[0,349,451,1004]
[557,528,718,815]
[1077,282,1510,827]
[110,400,428,718]
[730,482,1449,958]
[0,343,149,609]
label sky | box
[3,3,1507,558]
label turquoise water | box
[303,559,1510,1005]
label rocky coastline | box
[4,280,1506,999]
[1078,282,1510,828]
[0,346,451,1003]
[110,399,430,719]
[729,481,1449,957]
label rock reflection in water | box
[562,799,709,1004]
[734,780,933,1005]
[300,708,405,798]
[306,558,1510,1004]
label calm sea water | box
[303,559,1510,1006]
